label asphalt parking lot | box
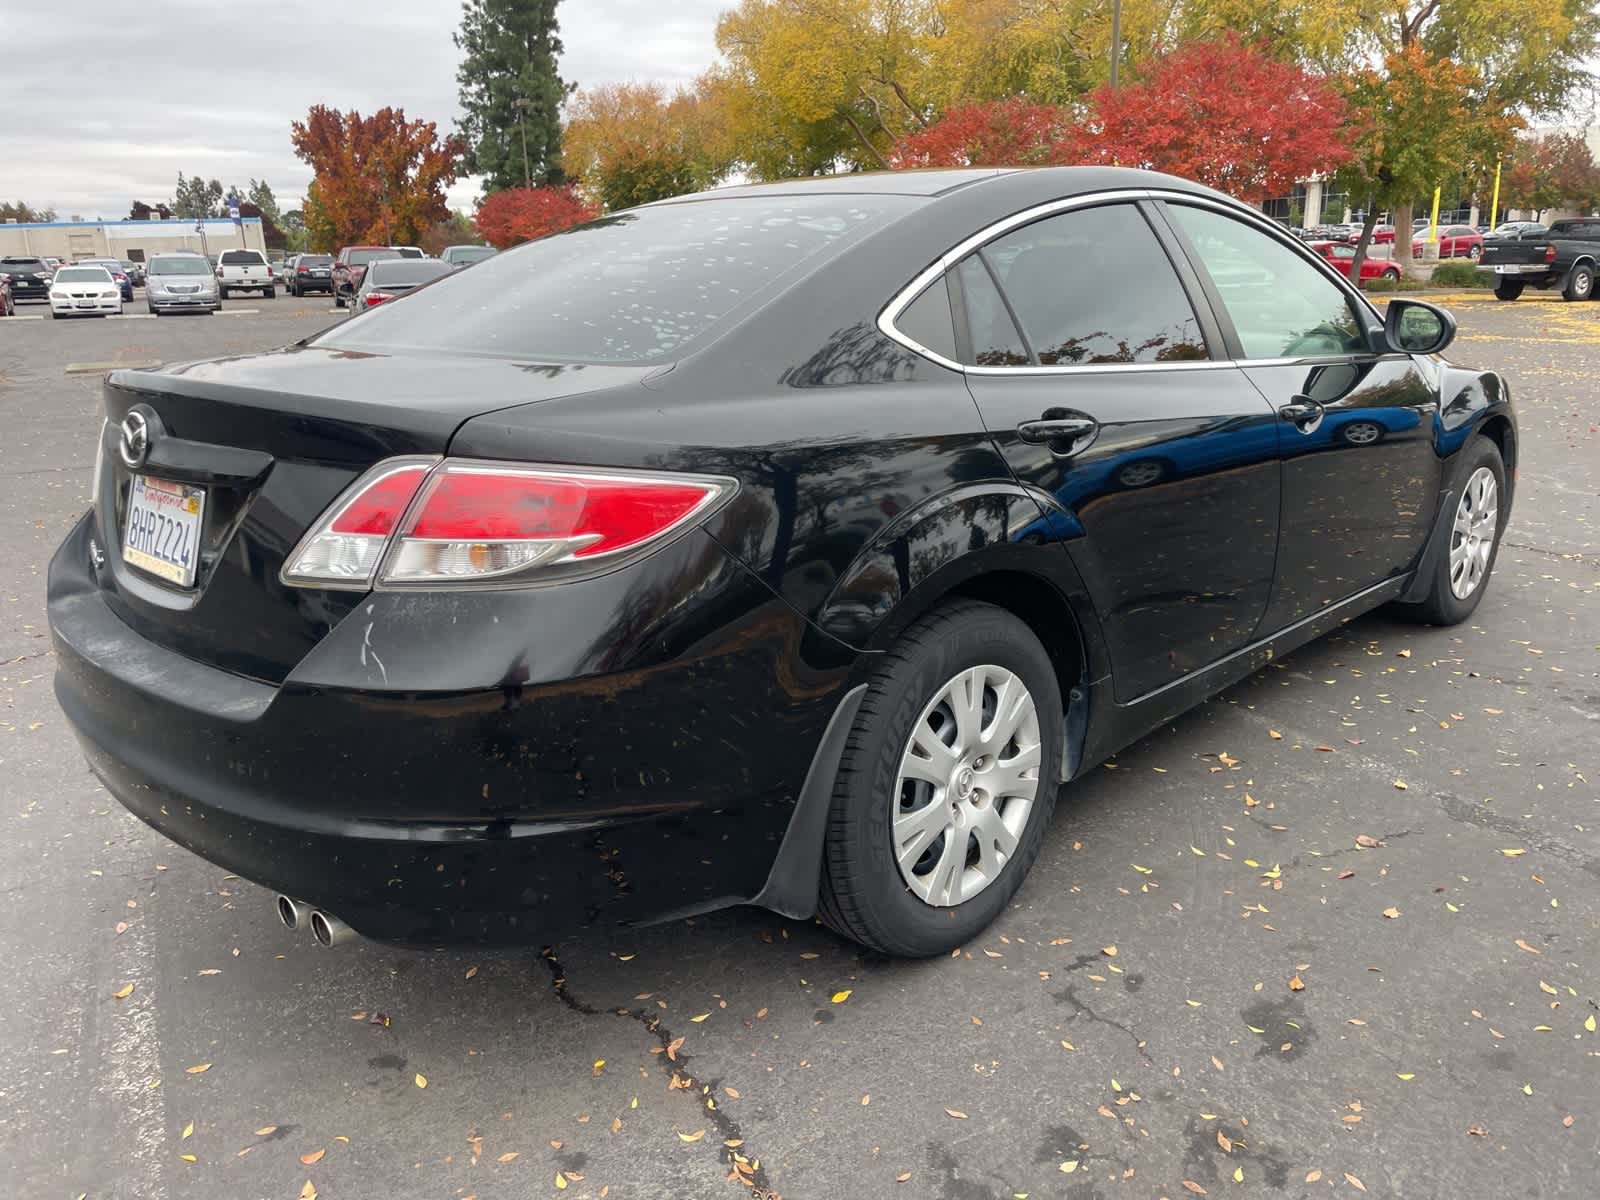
[2,294,1597,1200]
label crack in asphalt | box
[1054,982,1155,1067]
[538,947,779,1197]
[1437,794,1600,878]
[1501,538,1592,563]
[0,649,51,667]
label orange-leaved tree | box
[290,106,464,249]
[475,185,598,249]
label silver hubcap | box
[893,665,1042,907]
[1449,466,1498,599]
[1344,421,1380,445]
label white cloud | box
[3,0,726,218]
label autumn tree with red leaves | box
[887,96,1077,169]
[291,106,465,250]
[1083,37,1351,203]
[887,38,1350,207]
[474,185,599,249]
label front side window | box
[1168,204,1367,360]
[979,204,1208,365]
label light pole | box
[515,96,533,189]
[1109,0,1121,92]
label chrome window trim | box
[878,186,1392,375]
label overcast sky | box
[1,0,728,220]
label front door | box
[1158,202,1442,631]
[953,201,1283,701]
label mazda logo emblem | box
[119,411,150,469]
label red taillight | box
[364,291,392,306]
[281,459,733,588]
[1545,244,1558,263]
[297,265,308,274]
[281,459,435,586]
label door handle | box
[1017,416,1099,452]
[1278,397,1324,429]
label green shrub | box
[1361,274,1426,293]
[1430,260,1492,289]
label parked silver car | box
[145,253,221,315]
[440,244,498,268]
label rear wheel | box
[1562,263,1594,302]
[1493,279,1524,301]
[334,289,345,309]
[818,600,1062,957]
[219,286,230,300]
[1398,437,1506,626]
[263,285,275,299]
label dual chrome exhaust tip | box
[275,894,356,947]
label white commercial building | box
[0,216,266,262]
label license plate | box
[123,475,206,588]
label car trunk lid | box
[92,346,655,684]
[1479,235,1551,266]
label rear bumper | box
[48,512,849,944]
[221,277,273,288]
[1479,263,1557,281]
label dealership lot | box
[2,298,1597,1198]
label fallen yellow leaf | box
[944,1108,968,1119]
[254,1126,276,1137]
[1585,1015,1596,1033]
[690,1013,710,1023]
[1305,1169,1322,1183]
[1382,907,1402,919]
[112,983,135,1000]
[555,1173,568,1191]
[1268,730,1282,740]
[185,1063,211,1075]
[1059,1160,1078,1173]
[831,990,852,1004]
[1501,848,1527,858]
[497,1152,518,1162]
[301,1150,325,1166]
[678,1129,706,1143]
[414,1073,428,1089]
[179,1154,196,1163]
[1397,1073,1415,1081]
[181,1121,194,1139]
[1190,845,1207,856]
[300,1182,317,1200]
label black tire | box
[1468,244,1481,260]
[263,286,275,299]
[219,286,230,300]
[334,290,345,309]
[818,600,1063,957]
[1562,262,1594,302]
[1493,279,1524,301]
[1397,437,1507,626]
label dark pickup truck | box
[1478,217,1600,301]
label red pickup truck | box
[332,247,404,308]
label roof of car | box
[649,166,1232,210]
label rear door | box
[954,200,1282,701]
[1157,201,1441,631]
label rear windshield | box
[346,249,396,266]
[55,267,112,283]
[220,250,265,265]
[297,255,333,267]
[316,195,911,364]
[148,256,212,276]
[368,260,454,286]
[1,258,47,271]
[447,246,497,264]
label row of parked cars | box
[0,242,498,318]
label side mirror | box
[1385,299,1456,356]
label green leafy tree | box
[171,174,224,219]
[454,0,574,190]
[247,179,281,223]
[0,201,57,222]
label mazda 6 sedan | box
[49,167,1516,956]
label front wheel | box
[1562,263,1594,302]
[818,600,1062,957]
[1398,437,1506,626]
[1493,279,1524,301]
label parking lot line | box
[6,315,45,321]
[64,360,164,374]
[107,314,157,320]
[218,309,260,317]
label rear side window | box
[1167,204,1366,360]
[981,204,1209,365]
[317,195,912,365]
[893,276,957,362]
[220,250,265,266]
[954,256,1029,366]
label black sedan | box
[48,168,1516,956]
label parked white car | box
[49,266,122,318]
[215,248,275,299]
